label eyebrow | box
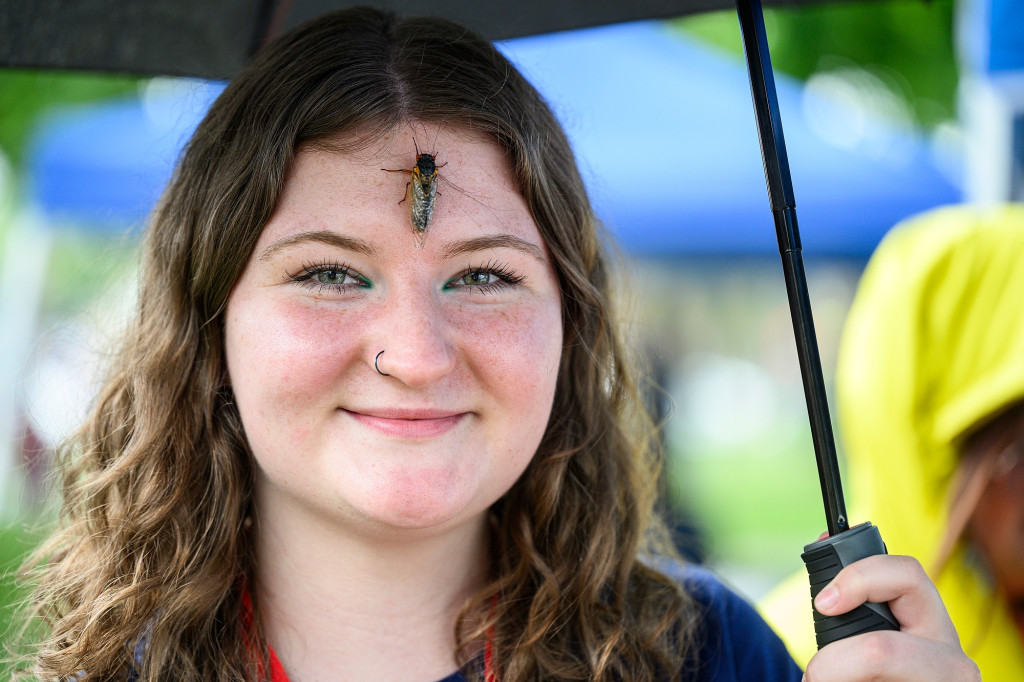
[442,235,546,262]
[258,231,378,261]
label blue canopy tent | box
[27,80,223,228]
[26,21,961,257]
[501,22,961,257]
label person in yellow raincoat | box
[760,204,1024,680]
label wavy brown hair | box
[22,8,700,681]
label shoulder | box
[657,560,804,682]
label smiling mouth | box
[342,409,468,438]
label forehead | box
[307,123,517,196]
[255,123,538,250]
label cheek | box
[969,481,1024,587]
[451,299,562,409]
[226,296,363,432]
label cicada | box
[382,141,446,245]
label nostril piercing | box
[374,350,389,376]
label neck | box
[253,492,490,682]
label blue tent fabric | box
[499,22,961,257]
[28,80,224,229]
[28,23,961,256]
[959,0,1024,74]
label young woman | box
[24,8,978,682]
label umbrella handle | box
[801,523,900,647]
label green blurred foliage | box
[646,260,859,586]
[675,0,957,129]
[668,431,827,577]
[42,231,138,318]
[0,70,141,170]
[0,523,40,675]
[0,70,143,320]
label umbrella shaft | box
[775,208,848,536]
[737,0,849,536]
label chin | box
[352,485,486,533]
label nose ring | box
[374,350,389,376]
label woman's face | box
[224,124,563,538]
[967,436,1024,640]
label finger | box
[812,554,958,644]
[804,630,981,682]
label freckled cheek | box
[227,298,366,410]
[451,302,563,398]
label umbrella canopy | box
[27,22,961,256]
[0,0,827,79]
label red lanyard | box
[266,646,289,682]
[483,638,496,682]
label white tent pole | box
[0,205,54,518]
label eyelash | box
[286,260,371,293]
[284,259,526,295]
[445,260,526,294]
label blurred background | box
[1,0,1022,661]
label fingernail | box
[815,585,838,610]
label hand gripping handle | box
[800,522,900,648]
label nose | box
[373,288,456,387]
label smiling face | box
[224,123,563,539]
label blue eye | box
[446,260,525,293]
[458,271,496,286]
[314,269,357,285]
[288,261,371,292]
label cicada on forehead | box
[382,140,446,246]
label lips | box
[342,408,468,438]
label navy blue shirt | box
[437,565,803,682]
[132,566,802,681]
[677,565,803,681]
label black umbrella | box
[1,0,832,78]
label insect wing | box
[409,164,439,236]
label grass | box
[0,522,41,677]
[667,423,842,590]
